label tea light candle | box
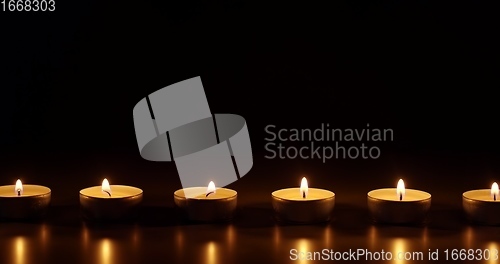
[367,179,431,224]
[463,182,500,225]
[174,181,237,222]
[79,178,143,221]
[0,179,51,220]
[271,177,335,223]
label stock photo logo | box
[264,123,394,162]
[132,77,253,197]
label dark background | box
[0,1,499,263]
[1,0,499,156]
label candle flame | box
[15,179,23,196]
[397,179,405,201]
[102,178,111,197]
[206,181,216,197]
[492,182,499,201]
[300,177,308,198]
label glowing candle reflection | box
[99,239,113,264]
[15,237,25,264]
[273,226,281,247]
[391,238,407,264]
[369,226,378,250]
[324,226,332,246]
[176,229,184,252]
[296,239,311,264]
[487,242,498,264]
[465,227,474,248]
[206,242,217,264]
[226,225,235,251]
[82,226,89,250]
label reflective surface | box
[1,220,499,263]
[1,154,500,263]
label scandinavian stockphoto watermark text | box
[264,123,393,162]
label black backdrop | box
[0,0,499,181]
[1,2,500,264]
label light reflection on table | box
[99,239,113,264]
[0,219,498,264]
[487,242,499,264]
[391,238,408,264]
[80,224,141,264]
[170,225,237,264]
[2,224,48,264]
[14,236,26,264]
[205,241,217,264]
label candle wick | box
[103,190,111,197]
[495,194,497,201]
[400,193,402,201]
[17,190,20,197]
[303,191,306,199]
[206,191,214,197]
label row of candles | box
[0,178,498,225]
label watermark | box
[289,248,499,261]
[264,123,393,162]
[290,248,421,261]
[133,77,253,196]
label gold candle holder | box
[271,177,335,224]
[463,182,500,225]
[79,179,143,221]
[174,181,237,222]
[367,179,431,224]
[0,180,51,220]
